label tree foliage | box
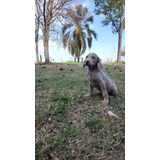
[62,5,97,60]
[95,0,125,33]
[94,0,125,62]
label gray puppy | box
[83,53,117,105]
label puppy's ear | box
[97,57,103,70]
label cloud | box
[82,0,95,12]
[82,1,91,7]
[38,40,58,49]
[38,40,65,50]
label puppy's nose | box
[86,60,89,65]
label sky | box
[37,0,125,63]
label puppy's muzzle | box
[86,60,89,65]
[83,60,89,68]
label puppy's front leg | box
[99,81,109,105]
[85,83,93,97]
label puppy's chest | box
[87,73,99,86]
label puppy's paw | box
[84,93,92,97]
[102,99,109,106]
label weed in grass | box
[49,102,57,110]
[60,95,71,103]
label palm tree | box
[62,5,97,62]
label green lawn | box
[35,62,125,160]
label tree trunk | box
[117,14,123,62]
[35,22,40,63]
[43,26,50,63]
[36,40,40,63]
[117,31,122,62]
[77,58,80,62]
[40,55,42,62]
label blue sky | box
[37,0,125,63]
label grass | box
[35,62,125,160]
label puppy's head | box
[83,53,103,70]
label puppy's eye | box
[86,56,88,58]
[92,56,95,59]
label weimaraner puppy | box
[83,53,117,105]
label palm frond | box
[70,42,75,56]
[68,40,75,56]
[62,24,73,35]
[76,5,83,17]
[85,16,93,24]
[90,30,97,40]
[87,37,92,49]
[84,24,91,38]
[79,30,86,54]
[83,7,88,17]
[63,30,71,48]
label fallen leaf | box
[108,111,119,118]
